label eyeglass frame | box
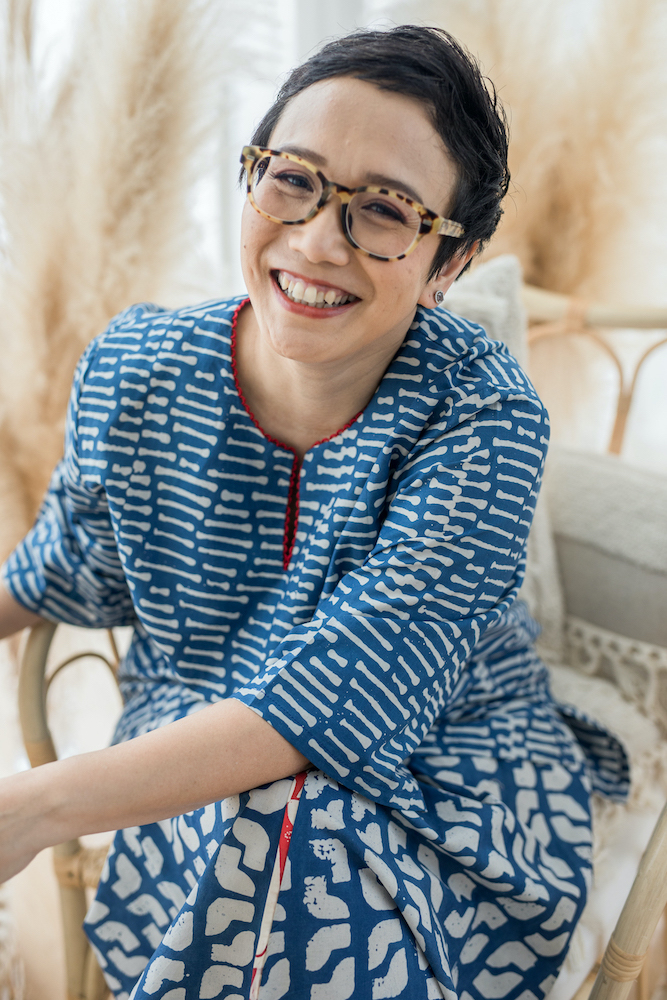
[240,145,465,263]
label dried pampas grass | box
[0,0,274,977]
[375,0,667,463]
[0,0,276,559]
[375,0,667,304]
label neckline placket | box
[229,299,364,571]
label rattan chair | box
[18,621,119,1000]
[524,279,667,1000]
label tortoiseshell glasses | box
[240,145,465,262]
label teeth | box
[276,272,356,308]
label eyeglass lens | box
[251,154,422,258]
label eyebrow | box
[278,144,426,206]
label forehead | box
[269,76,456,209]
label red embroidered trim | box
[249,770,307,998]
[284,455,301,570]
[230,299,363,571]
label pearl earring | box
[434,290,445,306]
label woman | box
[0,25,627,1000]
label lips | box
[274,270,359,308]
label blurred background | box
[1,0,665,559]
[0,1,665,996]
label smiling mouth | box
[274,271,360,308]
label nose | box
[287,196,352,266]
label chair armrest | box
[590,800,667,1000]
[17,620,111,1000]
[18,621,58,767]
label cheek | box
[240,228,280,292]
[371,261,429,308]
[240,201,254,244]
[240,205,275,258]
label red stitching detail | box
[284,455,300,571]
[230,299,364,571]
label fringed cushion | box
[547,662,667,1000]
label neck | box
[233,302,407,460]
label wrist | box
[27,759,80,850]
[0,768,56,867]
[0,763,82,883]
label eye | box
[254,158,269,182]
[369,200,404,220]
[269,166,317,194]
[357,196,409,225]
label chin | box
[269,327,347,365]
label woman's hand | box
[0,769,52,882]
[0,699,310,880]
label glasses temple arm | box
[436,219,464,238]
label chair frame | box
[589,800,667,1000]
[18,621,118,1000]
[524,282,667,999]
[522,283,667,455]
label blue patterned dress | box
[2,297,628,1000]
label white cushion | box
[547,663,667,1000]
[546,448,667,647]
[444,254,528,367]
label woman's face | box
[240,76,471,368]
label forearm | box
[0,580,43,639]
[3,699,309,874]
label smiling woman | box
[0,24,628,1000]
[235,75,475,456]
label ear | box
[417,242,479,309]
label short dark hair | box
[245,25,510,280]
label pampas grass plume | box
[378,0,667,304]
[0,0,276,557]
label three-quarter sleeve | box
[233,394,549,811]
[2,334,135,628]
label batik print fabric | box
[2,297,628,1000]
